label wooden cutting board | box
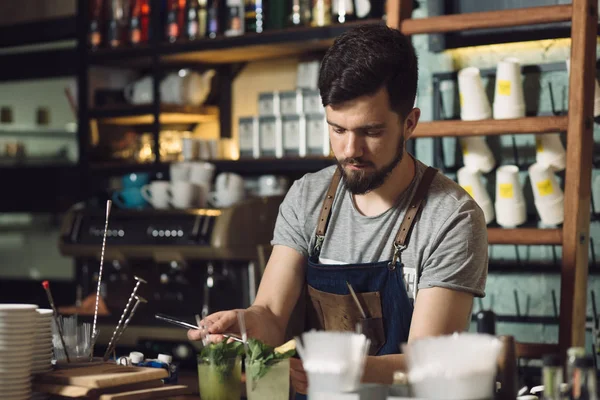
[99,385,191,399]
[34,363,168,388]
[32,380,163,398]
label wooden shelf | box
[516,342,559,359]
[401,4,572,35]
[90,157,335,175]
[159,20,382,64]
[488,228,563,245]
[413,116,568,138]
[89,104,219,125]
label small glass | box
[197,355,242,400]
[245,358,290,400]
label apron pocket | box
[306,285,386,355]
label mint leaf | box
[245,338,295,390]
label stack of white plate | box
[32,308,53,374]
[0,304,38,400]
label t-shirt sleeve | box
[270,178,310,257]
[417,200,488,298]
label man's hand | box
[187,306,283,346]
[290,357,308,395]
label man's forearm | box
[362,354,407,385]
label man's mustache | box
[340,158,374,168]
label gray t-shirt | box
[271,158,488,298]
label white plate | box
[0,304,38,312]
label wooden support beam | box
[400,4,572,35]
[559,0,597,354]
[516,343,559,359]
[387,0,414,30]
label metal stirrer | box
[102,276,146,361]
[105,295,147,358]
[91,200,112,359]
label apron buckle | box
[313,235,325,254]
[388,244,407,271]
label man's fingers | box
[289,357,305,372]
[290,358,308,395]
[187,329,202,341]
[207,310,239,334]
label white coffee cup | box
[458,67,492,121]
[258,175,289,196]
[495,165,527,228]
[141,181,171,209]
[528,162,564,226]
[215,172,245,194]
[170,162,191,182]
[535,133,565,172]
[493,58,526,119]
[124,76,153,105]
[189,162,216,189]
[457,166,494,224]
[460,136,496,174]
[170,181,198,209]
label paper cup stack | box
[404,333,502,400]
[495,165,527,228]
[32,309,53,375]
[457,67,496,174]
[0,304,38,400]
[528,163,564,226]
[457,166,495,224]
[296,330,370,397]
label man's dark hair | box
[318,23,418,118]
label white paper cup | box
[458,67,492,121]
[535,133,565,172]
[457,167,495,224]
[493,57,526,119]
[495,165,527,227]
[460,136,496,173]
[182,137,199,161]
[567,57,600,117]
[528,162,564,226]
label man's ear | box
[403,108,421,140]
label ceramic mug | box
[112,187,147,209]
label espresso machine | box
[58,195,283,368]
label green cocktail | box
[197,356,242,400]
[197,341,243,400]
[245,358,290,400]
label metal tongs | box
[154,313,243,344]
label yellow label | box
[461,141,469,156]
[462,185,475,198]
[459,93,464,107]
[536,137,544,152]
[536,179,554,196]
[499,183,514,199]
[498,80,511,96]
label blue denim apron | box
[294,166,438,399]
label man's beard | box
[337,136,405,195]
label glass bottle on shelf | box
[541,354,563,400]
[188,0,208,39]
[107,0,128,48]
[207,0,222,38]
[311,0,331,27]
[89,0,104,49]
[130,0,151,45]
[224,0,244,36]
[332,0,355,24]
[166,0,186,42]
[570,356,598,400]
[244,0,264,33]
[354,0,384,20]
[288,0,311,26]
